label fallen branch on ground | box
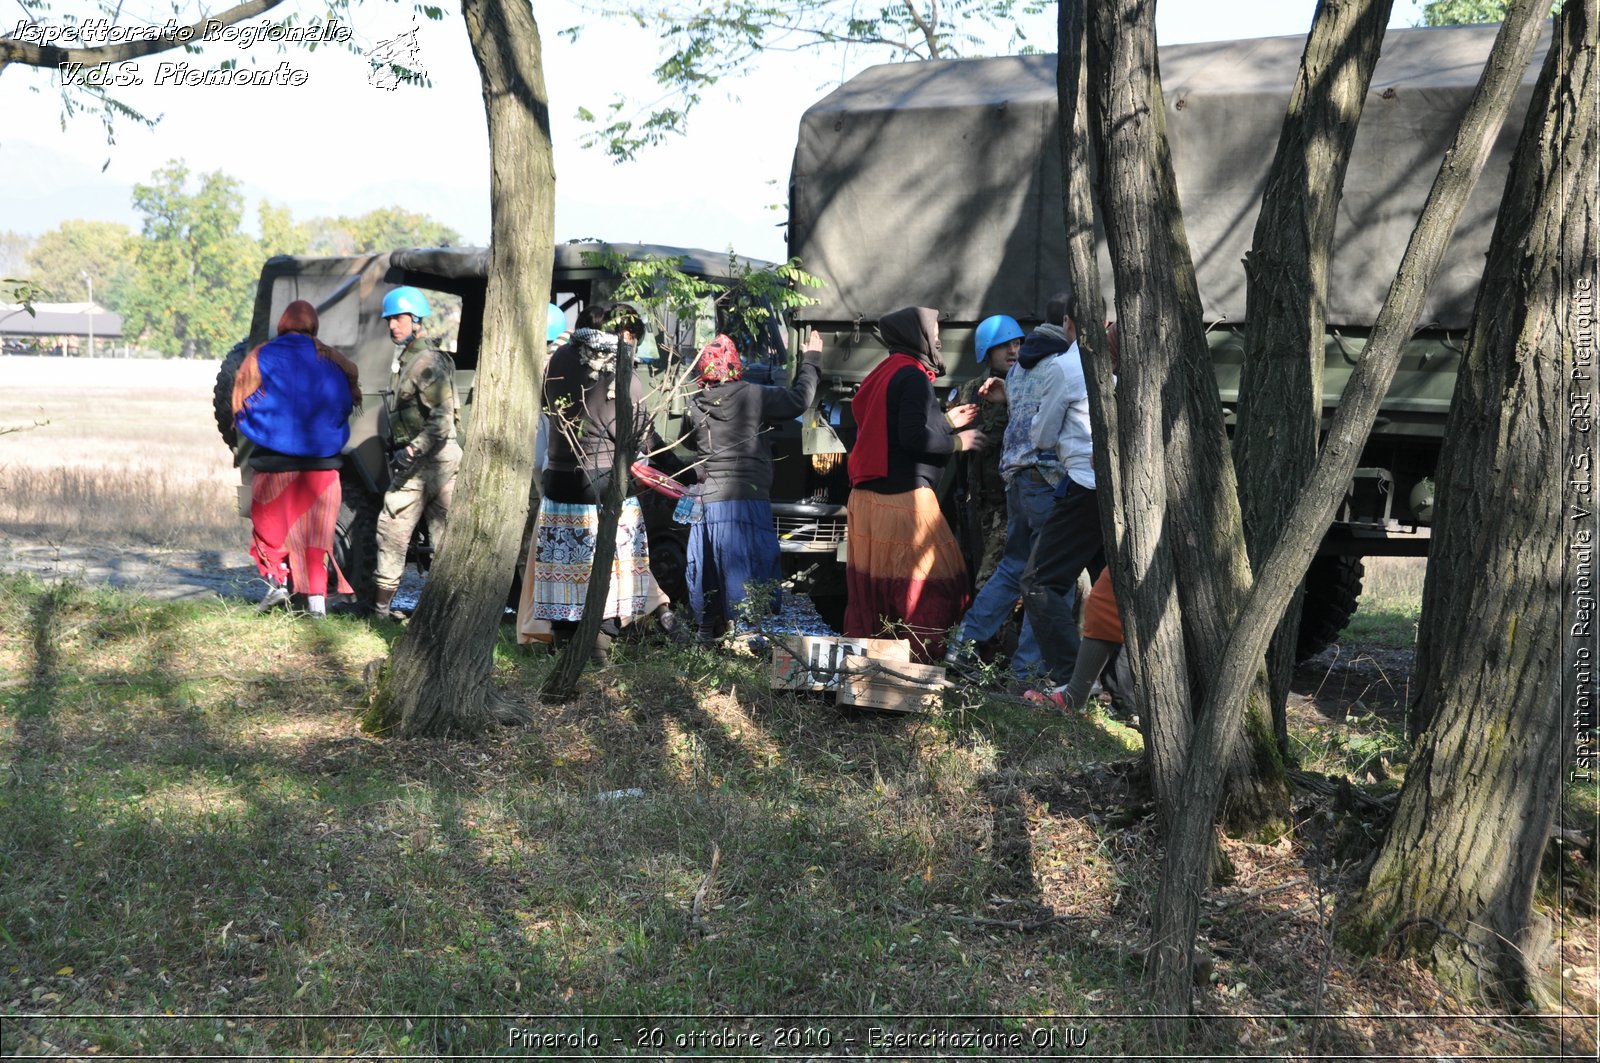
[889,899,1078,933]
[689,842,722,939]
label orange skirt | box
[1082,568,1124,644]
[843,486,970,663]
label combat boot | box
[374,587,409,622]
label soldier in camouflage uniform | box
[374,286,462,621]
[952,328,1020,585]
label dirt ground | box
[0,535,426,611]
[0,536,260,602]
[1290,643,1416,729]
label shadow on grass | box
[0,575,1582,1059]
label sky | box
[0,0,1429,266]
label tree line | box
[3,161,459,357]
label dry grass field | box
[0,356,243,548]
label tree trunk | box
[1233,0,1395,753]
[1071,0,1293,850]
[1140,0,1548,1033]
[371,0,554,737]
[1062,2,1194,832]
[1341,0,1595,1008]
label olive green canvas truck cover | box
[783,24,1550,543]
[775,23,1551,644]
[789,23,1547,333]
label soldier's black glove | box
[389,446,420,480]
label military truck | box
[769,23,1550,656]
[215,241,790,610]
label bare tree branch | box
[902,0,941,58]
[0,0,286,76]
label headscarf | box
[572,327,621,399]
[695,334,743,386]
[877,305,944,378]
[876,302,934,377]
[277,299,319,336]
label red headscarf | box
[695,334,743,386]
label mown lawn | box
[0,574,1588,1060]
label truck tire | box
[638,492,690,608]
[212,340,251,448]
[335,470,380,610]
[1295,555,1365,663]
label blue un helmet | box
[546,303,567,343]
[382,286,432,320]
[974,314,1025,362]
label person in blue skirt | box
[683,328,823,642]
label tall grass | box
[1343,555,1427,648]
[0,463,240,546]
[0,356,242,550]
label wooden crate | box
[770,636,912,691]
[836,655,948,714]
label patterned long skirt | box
[843,485,970,663]
[249,469,352,597]
[519,496,657,635]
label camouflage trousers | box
[375,439,462,591]
[972,501,1009,586]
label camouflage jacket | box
[387,336,458,453]
[954,373,1010,511]
[946,373,1012,582]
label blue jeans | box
[955,470,1061,680]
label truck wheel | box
[1295,555,1365,663]
[649,532,690,611]
[335,471,380,610]
[640,493,691,608]
[212,340,251,448]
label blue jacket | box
[236,333,353,458]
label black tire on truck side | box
[649,529,690,611]
[638,491,691,609]
[1295,555,1365,663]
[213,340,251,447]
[335,468,380,611]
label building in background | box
[0,302,125,357]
